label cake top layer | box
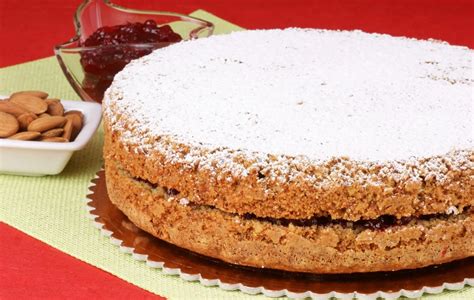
[105,29,473,161]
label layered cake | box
[103,29,473,273]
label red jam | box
[79,20,182,102]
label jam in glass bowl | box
[54,0,214,103]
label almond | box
[0,101,28,117]
[10,94,48,114]
[0,112,19,137]
[62,119,73,141]
[39,113,51,118]
[64,110,84,121]
[46,99,64,116]
[42,128,64,138]
[10,90,48,99]
[41,137,68,143]
[27,116,66,132]
[17,112,38,130]
[65,113,83,140]
[8,131,41,141]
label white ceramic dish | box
[0,99,102,176]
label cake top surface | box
[105,29,473,162]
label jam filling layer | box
[243,212,439,230]
[132,174,469,231]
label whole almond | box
[0,101,28,117]
[8,131,41,141]
[39,113,51,118]
[45,99,64,116]
[64,110,84,121]
[27,116,66,132]
[17,112,38,130]
[65,113,83,139]
[0,112,19,137]
[41,137,68,143]
[42,128,64,138]
[62,119,73,141]
[10,90,48,99]
[10,95,48,114]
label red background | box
[1,0,473,67]
[1,0,473,298]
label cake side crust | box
[104,116,474,221]
[104,155,474,274]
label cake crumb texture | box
[105,159,474,273]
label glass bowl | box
[54,0,214,103]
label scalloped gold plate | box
[86,170,474,299]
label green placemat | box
[0,9,471,300]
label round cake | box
[103,29,473,274]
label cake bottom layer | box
[105,160,474,274]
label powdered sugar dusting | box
[104,29,473,184]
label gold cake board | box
[86,170,474,299]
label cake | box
[103,29,473,274]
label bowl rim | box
[0,98,102,151]
[55,37,182,52]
